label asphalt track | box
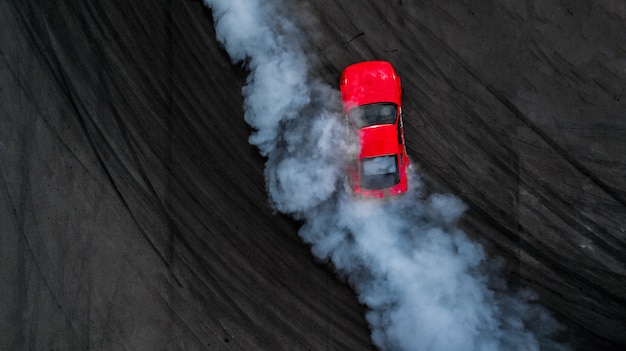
[1,0,624,350]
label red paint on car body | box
[340,61,410,199]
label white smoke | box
[206,0,344,213]
[203,0,570,350]
[302,189,569,351]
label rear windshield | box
[361,155,400,190]
[348,103,397,129]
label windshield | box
[348,103,397,129]
[361,155,400,190]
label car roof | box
[359,124,400,158]
[340,60,402,115]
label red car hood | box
[340,61,401,114]
[359,124,399,158]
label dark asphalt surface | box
[1,0,624,350]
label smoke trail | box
[203,0,570,350]
[207,0,344,213]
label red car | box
[340,60,410,198]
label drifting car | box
[340,60,410,199]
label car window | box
[360,155,400,190]
[348,103,397,129]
